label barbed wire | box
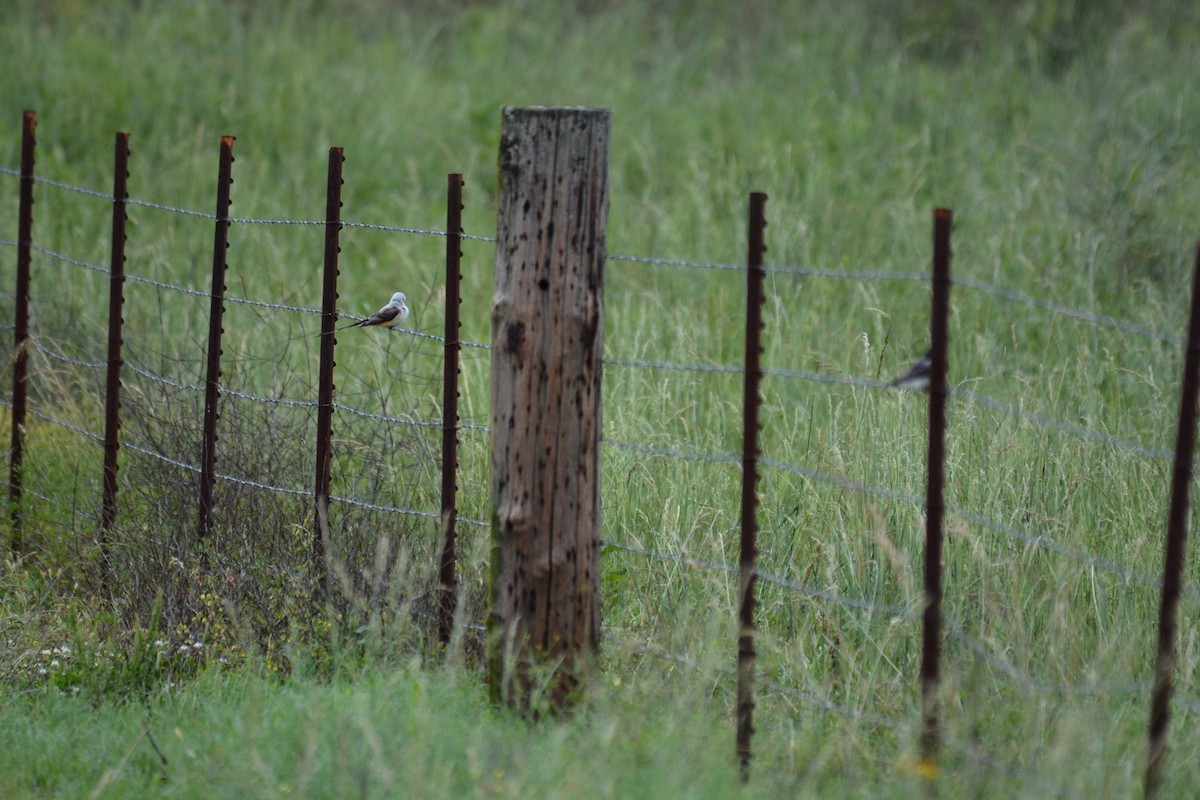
[763,366,886,389]
[341,219,493,243]
[329,402,443,430]
[759,454,924,505]
[606,538,1156,698]
[956,276,1183,346]
[0,168,115,201]
[5,171,1184,358]
[606,253,742,271]
[602,438,741,464]
[25,407,104,445]
[607,359,1171,461]
[13,243,1176,464]
[29,242,110,275]
[0,477,101,526]
[953,388,1171,461]
[29,338,106,370]
[14,240,493,346]
[604,356,742,375]
[757,453,1180,593]
[126,357,488,432]
[123,360,204,393]
[122,435,474,523]
[622,637,1042,783]
[766,264,929,282]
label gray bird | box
[344,291,409,330]
[889,348,932,391]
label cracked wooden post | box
[488,106,610,711]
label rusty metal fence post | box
[198,135,235,539]
[437,173,464,646]
[100,131,131,552]
[737,191,767,777]
[920,207,953,776]
[1145,241,1200,797]
[9,110,37,554]
[313,146,344,593]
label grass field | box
[4,0,1200,796]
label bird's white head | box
[390,292,406,307]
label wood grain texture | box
[488,107,610,708]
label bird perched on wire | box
[343,291,409,331]
[889,348,932,391]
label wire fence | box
[3,148,1196,791]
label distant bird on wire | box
[889,348,932,391]
[343,291,409,331]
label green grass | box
[4,0,1200,796]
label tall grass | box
[3,0,1200,796]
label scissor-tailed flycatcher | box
[344,291,409,330]
[889,348,932,391]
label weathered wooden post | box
[488,107,610,710]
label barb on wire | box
[123,440,201,473]
[17,171,115,202]
[30,242,110,275]
[226,216,322,226]
[124,360,204,393]
[221,387,319,409]
[342,219,494,243]
[606,252,743,271]
[26,407,104,444]
[125,196,214,220]
[331,402,445,429]
[225,294,323,315]
[30,338,106,370]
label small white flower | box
[40,649,51,657]
[50,660,60,669]
[193,641,204,649]
[57,645,71,656]
[179,644,191,654]
[38,667,47,676]
[154,640,167,649]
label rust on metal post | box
[737,191,767,778]
[1145,242,1200,798]
[437,173,464,646]
[9,110,36,553]
[198,135,235,540]
[313,147,344,588]
[100,131,131,546]
[920,207,953,774]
